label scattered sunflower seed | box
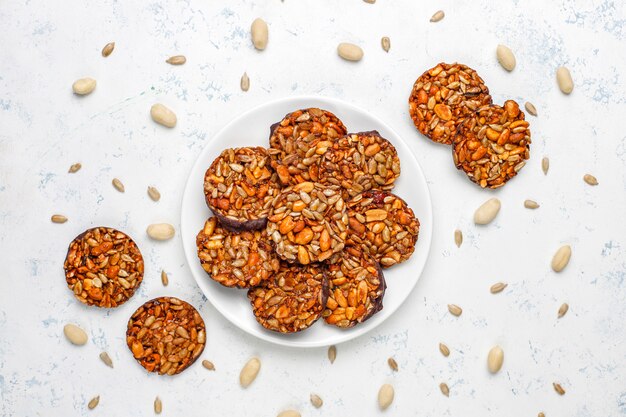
[166,55,186,65]
[328,345,337,364]
[524,200,540,209]
[147,186,161,201]
[240,72,250,92]
[387,357,398,371]
[542,157,550,175]
[88,396,100,410]
[101,42,115,57]
[68,163,82,173]
[553,382,565,395]
[381,36,390,52]
[448,304,462,316]
[154,396,162,414]
[558,303,569,318]
[202,359,215,370]
[440,382,450,397]
[430,10,445,22]
[454,229,463,247]
[112,178,125,193]
[439,343,450,357]
[583,174,598,186]
[161,270,169,286]
[99,351,113,368]
[51,214,68,224]
[490,282,508,294]
[310,393,323,408]
[525,102,538,116]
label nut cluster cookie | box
[204,147,280,232]
[408,62,531,188]
[323,246,386,328]
[346,190,420,267]
[319,131,401,200]
[196,217,280,288]
[126,297,206,375]
[409,62,492,145]
[268,108,347,186]
[266,182,348,265]
[248,263,328,333]
[64,227,144,308]
[453,100,531,188]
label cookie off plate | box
[181,96,433,347]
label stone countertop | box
[1,0,625,416]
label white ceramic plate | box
[181,96,432,348]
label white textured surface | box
[1,1,626,416]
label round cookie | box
[408,62,492,145]
[268,108,347,186]
[452,100,531,189]
[323,246,386,328]
[203,147,280,232]
[346,191,420,267]
[266,182,349,265]
[126,297,206,375]
[196,217,280,288]
[64,227,144,308]
[247,263,328,333]
[319,130,401,200]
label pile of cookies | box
[63,227,206,375]
[409,62,531,189]
[197,108,421,333]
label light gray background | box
[1,1,625,416]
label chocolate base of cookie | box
[209,208,268,233]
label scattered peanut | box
[551,245,572,272]
[202,359,215,370]
[556,66,574,94]
[72,78,97,95]
[430,10,445,22]
[146,223,175,241]
[487,345,504,373]
[251,18,269,50]
[64,323,88,345]
[277,411,300,417]
[496,44,516,71]
[378,384,394,410]
[337,43,364,62]
[240,357,261,388]
[474,198,501,225]
[150,103,177,128]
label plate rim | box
[180,95,433,348]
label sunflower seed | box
[99,351,113,368]
[328,345,337,363]
[154,396,162,414]
[88,396,100,410]
[474,198,501,225]
[556,66,574,94]
[240,357,261,388]
[147,223,175,241]
[524,200,540,209]
[551,245,572,272]
[112,178,125,193]
[161,270,169,286]
[337,43,363,61]
[381,36,390,52]
[490,282,508,294]
[454,229,463,247]
[553,382,565,395]
[496,44,516,71]
[558,303,569,318]
[310,393,323,408]
[51,214,68,224]
[68,163,82,173]
[487,345,504,373]
[378,384,394,410]
[387,357,398,371]
[525,102,538,116]
[64,323,88,345]
[439,343,450,357]
[72,77,96,95]
[251,18,269,50]
[448,304,462,316]
[150,103,177,128]
[430,10,445,22]
[583,174,598,185]
[240,72,250,91]
[148,186,161,201]
[101,42,115,57]
[166,55,186,65]
[440,382,450,396]
[542,157,550,175]
[202,359,215,370]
